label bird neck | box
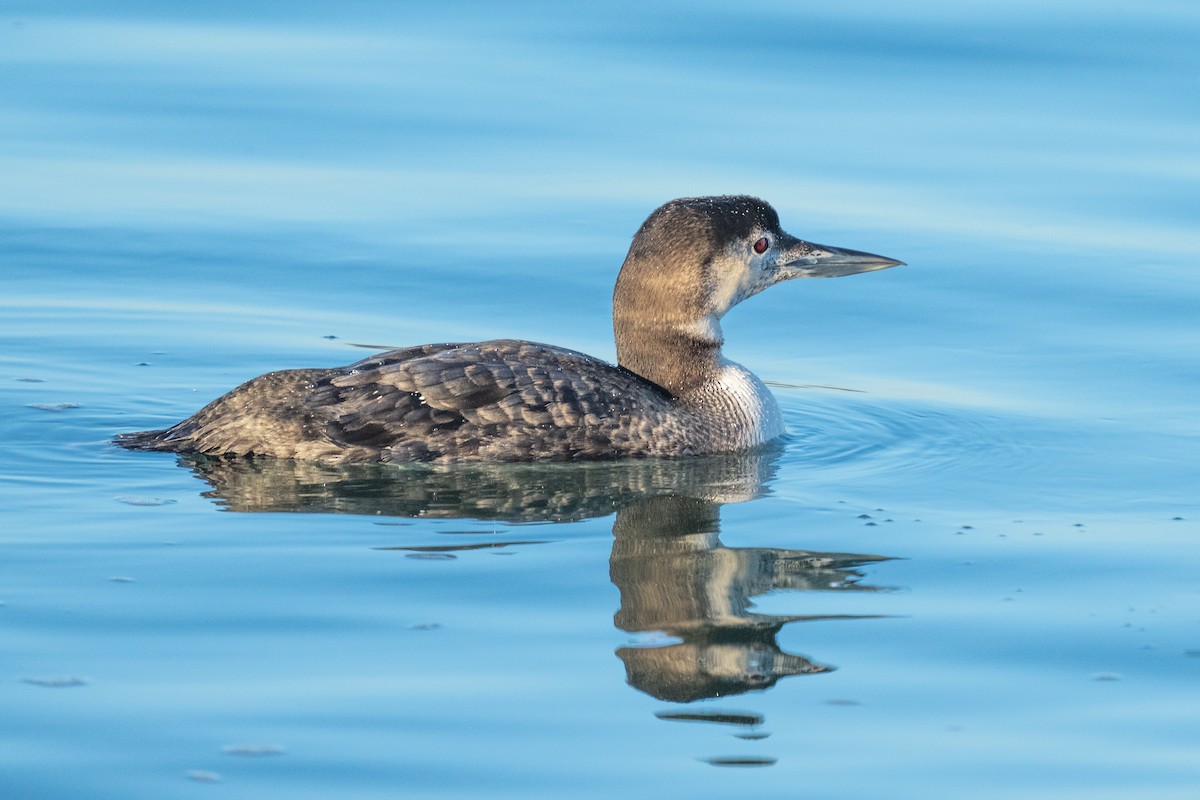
[614,308,725,398]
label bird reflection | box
[175,444,892,702]
[611,494,889,702]
[179,446,774,520]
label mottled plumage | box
[117,196,901,463]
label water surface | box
[2,2,1199,798]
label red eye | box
[753,237,769,254]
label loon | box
[116,196,901,463]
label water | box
[3,2,1199,798]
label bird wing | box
[305,340,669,459]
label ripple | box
[221,743,285,757]
[379,541,546,553]
[701,756,777,767]
[777,393,1044,495]
[22,675,88,688]
[185,770,221,783]
[656,710,763,727]
[116,496,178,507]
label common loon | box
[116,196,901,463]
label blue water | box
[3,2,1200,798]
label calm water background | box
[3,1,1199,798]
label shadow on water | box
[177,445,895,709]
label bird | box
[115,196,901,463]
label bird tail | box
[113,426,187,451]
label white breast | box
[694,360,785,449]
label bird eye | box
[753,237,770,254]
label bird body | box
[117,196,900,463]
